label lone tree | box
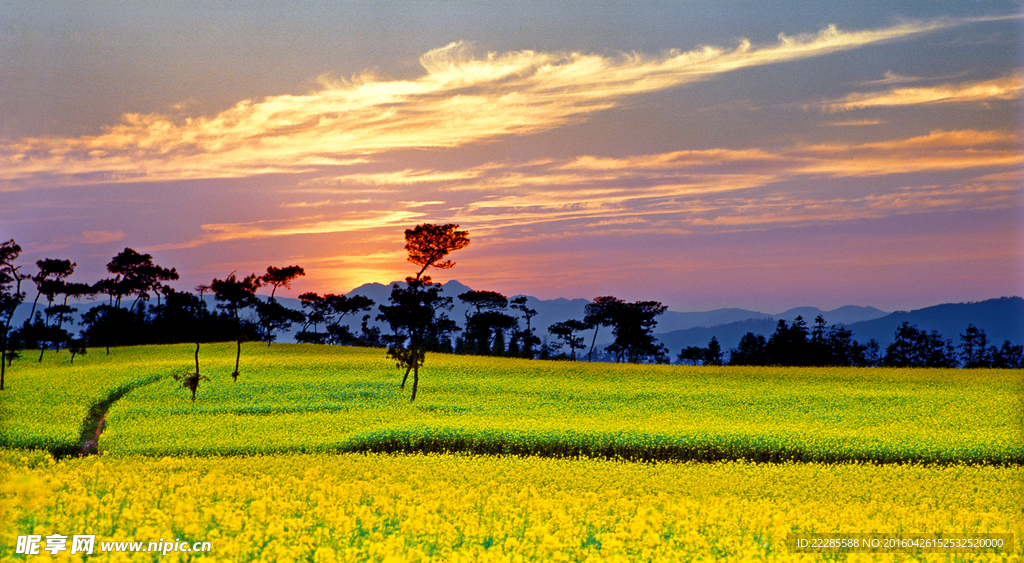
[381,224,469,401]
[211,273,261,381]
[1,240,26,391]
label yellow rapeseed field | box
[2,451,1021,562]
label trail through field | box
[72,373,166,459]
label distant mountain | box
[654,297,1022,356]
[655,318,778,355]
[845,297,1023,348]
[773,305,888,325]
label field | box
[1,343,1022,561]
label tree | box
[324,294,376,345]
[296,292,329,344]
[766,317,811,366]
[105,248,179,313]
[882,322,956,368]
[377,277,457,400]
[381,224,469,401]
[254,298,305,346]
[677,345,705,365]
[584,296,623,362]
[68,337,88,365]
[296,293,376,345]
[458,290,511,355]
[255,265,306,346]
[24,258,75,362]
[958,325,991,368]
[990,341,1024,369]
[548,319,591,360]
[704,337,723,366]
[404,223,470,280]
[509,296,541,359]
[211,273,261,381]
[728,332,768,366]
[0,240,26,391]
[261,265,305,299]
[604,300,669,364]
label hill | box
[655,297,1023,355]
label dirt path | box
[67,374,165,459]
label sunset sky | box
[2,1,1022,312]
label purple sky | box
[2,2,1022,312]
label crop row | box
[3,343,1021,464]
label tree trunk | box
[400,363,412,389]
[588,325,600,362]
[1,349,5,390]
[411,361,419,402]
[233,339,241,381]
[194,341,201,374]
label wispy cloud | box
[818,72,1024,112]
[186,128,1020,247]
[0,18,969,186]
[81,230,125,244]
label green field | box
[2,343,1021,463]
[2,343,1022,562]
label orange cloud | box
[0,18,968,186]
[818,72,1024,112]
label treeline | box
[678,316,1023,369]
[1,237,1020,395]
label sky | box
[2,1,1022,313]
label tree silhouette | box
[26,259,76,363]
[377,278,456,399]
[458,290,511,354]
[105,248,179,313]
[325,294,375,345]
[727,332,768,366]
[705,336,723,366]
[604,300,669,364]
[991,341,1024,368]
[509,296,541,358]
[766,317,811,366]
[254,298,305,346]
[958,325,991,368]
[68,337,87,365]
[405,223,470,280]
[584,296,623,362]
[211,273,261,381]
[882,322,956,367]
[296,293,375,345]
[548,319,590,360]
[381,224,469,401]
[0,240,26,391]
[262,265,305,299]
[254,265,306,346]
